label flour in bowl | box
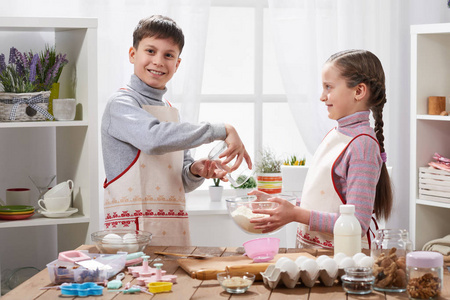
[231,205,266,234]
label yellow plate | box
[0,210,34,215]
[148,282,172,293]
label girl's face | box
[320,62,367,120]
[129,36,181,90]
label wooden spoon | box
[154,251,208,259]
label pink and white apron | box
[104,100,190,246]
[296,129,377,249]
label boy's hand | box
[221,124,252,171]
[190,159,228,180]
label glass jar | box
[406,251,443,300]
[341,267,375,295]
[371,229,412,292]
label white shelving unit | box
[410,23,450,251]
[0,17,98,250]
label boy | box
[101,15,251,246]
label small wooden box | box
[418,167,450,203]
[428,96,446,115]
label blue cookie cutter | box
[60,282,103,296]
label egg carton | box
[261,252,374,289]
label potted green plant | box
[0,45,68,121]
[255,148,282,194]
[232,175,257,196]
[281,154,308,195]
[209,178,223,202]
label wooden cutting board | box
[178,252,315,280]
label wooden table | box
[3,245,449,299]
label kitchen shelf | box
[0,17,99,295]
[0,214,90,229]
[410,23,450,251]
[416,115,450,121]
[416,199,450,209]
[0,121,88,128]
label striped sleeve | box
[308,135,382,235]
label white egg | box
[275,257,292,268]
[278,258,298,278]
[101,233,123,253]
[102,233,122,243]
[319,257,338,278]
[358,256,375,268]
[123,233,137,243]
[339,257,356,269]
[316,255,330,266]
[333,252,347,264]
[300,259,319,278]
[352,252,367,264]
[122,233,139,253]
[294,256,309,268]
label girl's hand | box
[220,124,252,171]
[250,196,296,233]
[190,158,228,180]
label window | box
[194,0,307,190]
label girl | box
[250,49,392,249]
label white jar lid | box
[406,251,443,268]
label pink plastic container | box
[243,237,280,263]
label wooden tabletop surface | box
[3,245,449,299]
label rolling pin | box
[191,263,271,280]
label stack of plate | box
[0,205,35,220]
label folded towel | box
[422,234,450,255]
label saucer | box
[38,207,78,218]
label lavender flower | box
[29,54,39,83]
[8,47,17,64]
[0,45,68,93]
[15,50,26,77]
[0,54,6,73]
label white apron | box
[296,129,375,249]
[104,101,190,246]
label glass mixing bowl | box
[225,194,297,234]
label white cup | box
[38,196,71,212]
[53,98,76,121]
[5,188,31,206]
[45,180,74,198]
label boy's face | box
[129,36,181,90]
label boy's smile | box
[129,36,181,90]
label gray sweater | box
[101,74,226,192]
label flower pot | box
[281,165,309,193]
[0,91,53,121]
[257,173,282,194]
[209,185,224,202]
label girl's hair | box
[133,15,185,54]
[327,49,393,221]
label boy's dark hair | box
[327,49,393,221]
[133,15,184,54]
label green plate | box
[0,205,35,213]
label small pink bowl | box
[243,237,280,263]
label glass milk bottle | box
[333,204,361,257]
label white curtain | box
[267,0,410,230]
[267,0,402,155]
